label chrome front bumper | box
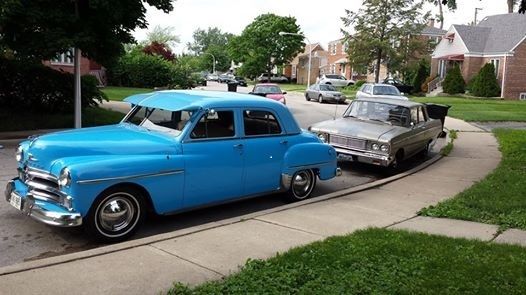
[335,147,392,167]
[5,179,82,227]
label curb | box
[0,148,445,276]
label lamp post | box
[279,32,312,89]
[204,52,216,74]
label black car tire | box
[85,186,146,243]
[305,93,310,101]
[285,169,316,202]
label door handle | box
[233,143,244,149]
[280,140,288,144]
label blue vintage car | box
[5,90,340,242]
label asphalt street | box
[0,82,435,267]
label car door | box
[241,109,288,196]
[182,109,244,208]
[405,107,427,156]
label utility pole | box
[74,0,81,128]
[474,7,483,26]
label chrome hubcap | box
[292,170,313,199]
[98,194,136,232]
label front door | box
[182,109,244,208]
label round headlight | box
[371,143,380,151]
[380,144,389,152]
[58,168,71,187]
[15,146,24,162]
[318,133,327,143]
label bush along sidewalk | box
[421,129,526,230]
[168,228,526,294]
[440,129,457,156]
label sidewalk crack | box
[253,218,326,237]
[385,215,419,228]
[148,244,225,277]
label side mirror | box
[282,91,287,95]
[400,92,405,96]
[207,109,216,116]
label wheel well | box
[325,82,332,85]
[395,149,405,161]
[100,182,155,214]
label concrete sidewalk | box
[0,118,522,295]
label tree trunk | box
[375,49,382,83]
[438,1,444,29]
[508,0,515,13]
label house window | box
[341,64,346,75]
[292,65,297,78]
[341,42,347,54]
[331,44,336,55]
[490,59,500,75]
[520,93,526,100]
[52,48,74,65]
[331,64,336,74]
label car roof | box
[363,83,398,87]
[255,83,280,86]
[124,90,301,133]
[355,97,422,108]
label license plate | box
[9,192,22,211]
[337,154,354,161]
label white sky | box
[133,0,509,53]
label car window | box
[345,101,410,127]
[411,108,420,125]
[125,106,192,137]
[326,74,340,79]
[190,110,235,139]
[361,85,370,93]
[320,84,337,91]
[243,110,282,136]
[254,85,282,94]
[373,85,400,96]
[417,106,427,122]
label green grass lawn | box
[168,228,526,294]
[0,107,123,133]
[412,96,526,122]
[101,86,152,101]
[421,129,526,230]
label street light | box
[203,52,216,74]
[279,32,312,89]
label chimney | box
[427,18,435,28]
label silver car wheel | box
[318,95,324,103]
[291,169,315,200]
[95,192,140,237]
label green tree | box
[427,0,457,29]
[412,59,430,94]
[470,63,501,97]
[229,13,304,79]
[144,25,180,49]
[0,0,174,65]
[442,64,465,94]
[342,0,429,83]
[188,27,233,72]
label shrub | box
[442,65,465,94]
[108,49,176,88]
[0,58,106,113]
[470,63,501,97]
[354,80,366,88]
[412,59,429,94]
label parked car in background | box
[6,90,340,242]
[249,83,287,104]
[383,78,413,94]
[305,83,347,104]
[318,74,355,87]
[309,97,442,169]
[257,73,289,83]
[356,83,409,100]
[218,73,235,83]
[207,73,219,81]
[234,76,247,87]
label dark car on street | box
[382,78,413,94]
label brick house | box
[431,13,526,99]
[42,48,107,86]
[285,43,327,85]
[324,38,352,80]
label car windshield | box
[254,85,282,94]
[319,84,337,91]
[344,101,410,127]
[125,106,194,136]
[373,85,401,96]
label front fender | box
[283,142,338,182]
[50,155,185,216]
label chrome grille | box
[330,135,366,150]
[23,167,63,203]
